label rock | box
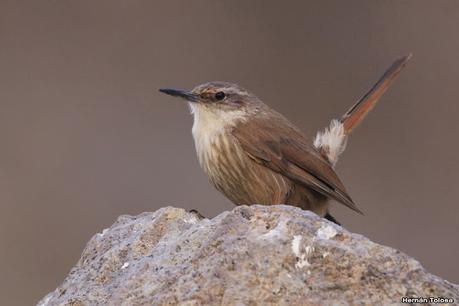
[38,205,459,306]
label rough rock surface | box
[38,205,458,306]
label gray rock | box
[38,205,459,306]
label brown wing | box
[232,112,363,214]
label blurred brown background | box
[1,1,458,305]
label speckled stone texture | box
[38,205,459,306]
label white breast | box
[189,103,247,162]
[188,103,290,205]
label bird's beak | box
[159,88,198,102]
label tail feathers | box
[314,54,411,165]
[341,54,412,134]
[313,119,347,166]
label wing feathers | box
[233,114,363,214]
[287,162,362,214]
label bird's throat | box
[190,103,247,155]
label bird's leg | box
[324,212,341,225]
[188,209,205,219]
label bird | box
[159,55,411,224]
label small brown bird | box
[160,56,410,224]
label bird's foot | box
[188,209,205,220]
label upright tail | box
[314,55,412,166]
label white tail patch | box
[313,120,347,166]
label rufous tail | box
[340,54,412,135]
[314,55,411,165]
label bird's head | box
[160,82,262,122]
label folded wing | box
[232,114,363,214]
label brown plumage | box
[233,111,357,215]
[160,55,410,223]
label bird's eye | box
[215,91,225,101]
